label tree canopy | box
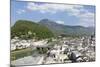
[11,20,54,40]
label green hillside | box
[11,20,54,40]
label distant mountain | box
[11,20,54,39]
[39,19,95,36]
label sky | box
[11,0,95,27]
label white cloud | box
[26,2,84,14]
[16,9,26,14]
[26,2,95,27]
[56,20,65,24]
[77,12,95,27]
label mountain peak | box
[39,19,58,25]
[39,19,51,23]
[40,19,49,21]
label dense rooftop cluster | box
[11,35,95,65]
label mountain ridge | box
[39,19,95,36]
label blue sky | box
[11,0,95,27]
